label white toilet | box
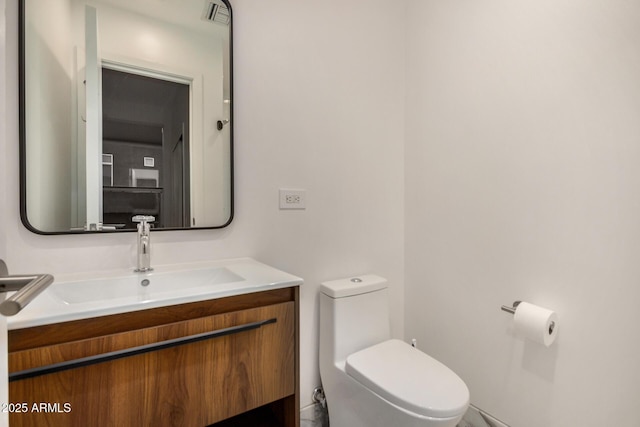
[319,275,469,427]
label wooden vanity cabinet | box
[7,287,300,427]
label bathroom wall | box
[0,1,9,425]
[0,0,7,260]
[23,0,73,231]
[0,0,405,410]
[404,1,640,426]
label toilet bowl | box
[319,275,469,427]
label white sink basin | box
[50,267,244,304]
[7,258,303,330]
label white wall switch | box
[279,189,306,210]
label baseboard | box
[301,400,507,427]
[458,405,510,427]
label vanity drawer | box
[8,301,295,427]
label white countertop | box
[7,258,303,330]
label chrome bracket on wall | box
[0,260,54,316]
[500,301,521,315]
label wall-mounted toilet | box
[319,275,469,427]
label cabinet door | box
[9,302,295,427]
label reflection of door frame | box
[169,123,190,228]
[101,59,193,87]
[101,65,189,230]
[100,57,201,224]
[178,122,190,226]
[85,5,102,230]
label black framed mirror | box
[19,0,233,234]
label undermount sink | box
[50,266,244,304]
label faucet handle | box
[132,215,155,224]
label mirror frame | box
[18,0,234,235]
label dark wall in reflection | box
[101,68,189,230]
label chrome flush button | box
[350,278,362,283]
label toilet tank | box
[320,275,391,364]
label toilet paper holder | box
[501,300,556,335]
[500,300,521,315]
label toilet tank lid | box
[319,275,387,298]
[345,339,469,419]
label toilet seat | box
[345,339,469,419]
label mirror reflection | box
[20,0,233,233]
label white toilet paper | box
[513,302,558,347]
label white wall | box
[24,0,73,230]
[0,0,9,425]
[405,1,640,426]
[0,0,7,258]
[1,0,405,410]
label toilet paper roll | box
[513,302,558,347]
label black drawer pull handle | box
[10,317,277,382]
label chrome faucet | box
[132,215,155,272]
[0,259,54,316]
